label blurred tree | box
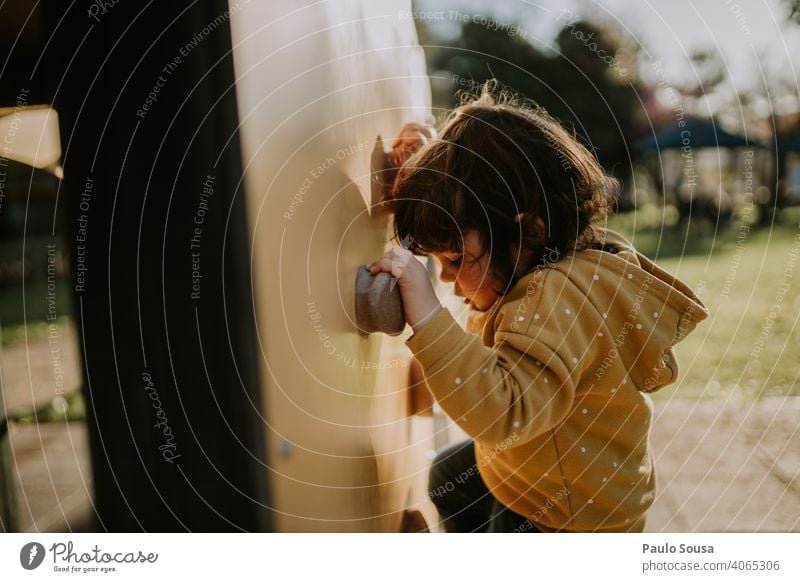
[419,18,642,207]
[676,48,727,117]
[718,45,800,224]
[786,0,800,24]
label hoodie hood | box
[470,228,709,393]
[553,228,708,393]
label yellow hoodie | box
[406,229,708,532]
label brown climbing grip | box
[354,265,406,336]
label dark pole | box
[40,0,271,531]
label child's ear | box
[513,213,546,234]
[513,214,549,251]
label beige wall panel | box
[230,0,433,531]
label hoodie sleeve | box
[405,272,595,446]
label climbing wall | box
[229,0,433,531]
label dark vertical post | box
[40,0,271,531]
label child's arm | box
[368,248,584,446]
[405,306,577,446]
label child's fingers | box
[367,248,413,277]
[391,123,434,151]
[366,261,382,273]
[391,123,421,148]
[367,257,393,274]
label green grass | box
[608,206,800,399]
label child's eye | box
[449,255,463,267]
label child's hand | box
[367,247,442,333]
[387,123,434,170]
[381,123,435,208]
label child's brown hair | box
[392,80,618,295]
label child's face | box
[432,231,500,311]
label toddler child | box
[367,82,707,532]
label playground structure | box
[0,0,436,532]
